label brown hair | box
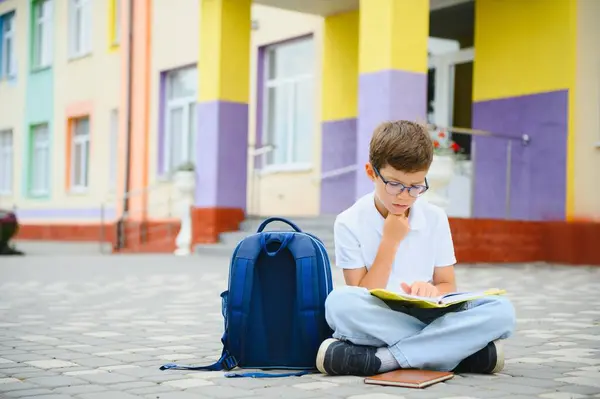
[369,120,433,173]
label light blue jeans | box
[324,286,516,371]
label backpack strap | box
[287,235,323,358]
[226,235,265,362]
[159,237,263,374]
[225,370,313,378]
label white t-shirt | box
[334,191,457,292]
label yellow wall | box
[199,0,251,103]
[321,10,358,122]
[473,0,578,219]
[473,0,575,102]
[573,0,600,219]
[358,0,428,74]
[247,5,323,216]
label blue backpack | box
[160,217,334,377]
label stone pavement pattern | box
[0,253,599,399]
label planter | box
[173,170,195,256]
[426,154,455,210]
[173,170,196,195]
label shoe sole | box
[491,340,505,374]
[315,338,338,375]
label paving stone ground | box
[1,252,599,399]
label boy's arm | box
[432,213,458,294]
[335,218,403,290]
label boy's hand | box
[401,281,439,297]
[382,213,410,245]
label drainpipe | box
[118,0,134,249]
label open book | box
[369,288,506,308]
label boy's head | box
[366,120,433,216]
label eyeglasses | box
[373,167,429,198]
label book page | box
[371,290,443,304]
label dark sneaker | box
[454,340,504,374]
[315,338,381,376]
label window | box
[70,117,90,191]
[30,124,50,196]
[69,0,91,58]
[164,66,197,174]
[263,37,314,168]
[110,0,120,47]
[109,109,118,191]
[32,0,53,69]
[0,12,16,79]
[0,130,13,195]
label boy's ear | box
[365,162,376,181]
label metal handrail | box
[250,144,275,157]
[313,164,359,183]
[426,123,531,145]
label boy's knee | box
[325,286,367,322]
[325,286,366,311]
[488,296,516,338]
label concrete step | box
[195,216,337,260]
[195,240,336,259]
[218,230,334,246]
[240,216,336,233]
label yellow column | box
[356,0,429,197]
[471,0,576,221]
[198,0,251,104]
[320,10,359,214]
[193,0,251,243]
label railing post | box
[505,140,513,219]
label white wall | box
[146,0,199,220]
[248,5,324,217]
[0,0,27,210]
[574,0,600,220]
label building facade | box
[0,0,599,247]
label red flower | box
[438,131,446,138]
[451,142,460,152]
[433,140,440,148]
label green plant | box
[175,161,195,172]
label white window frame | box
[1,12,16,79]
[70,117,90,192]
[109,109,118,191]
[0,129,13,195]
[261,38,315,172]
[163,67,197,175]
[34,0,53,69]
[30,124,50,196]
[69,0,91,58]
[427,46,474,128]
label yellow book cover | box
[369,288,506,309]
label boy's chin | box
[387,204,410,215]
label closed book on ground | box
[364,369,454,388]
[369,288,506,309]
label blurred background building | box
[0,0,598,258]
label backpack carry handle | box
[256,217,302,233]
[259,233,293,256]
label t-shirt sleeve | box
[434,212,457,267]
[333,219,365,270]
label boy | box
[315,120,516,376]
